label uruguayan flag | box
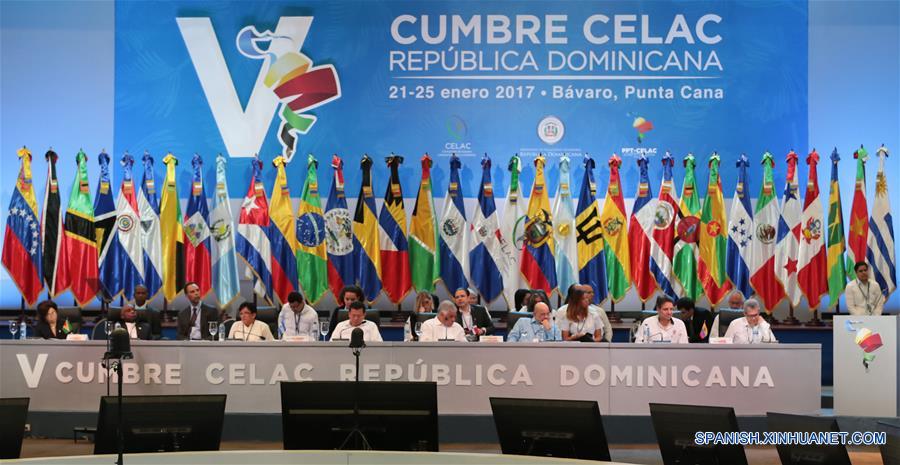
[867,145,896,298]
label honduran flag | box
[576,155,608,304]
[2,148,43,305]
[324,155,355,301]
[552,155,579,300]
[378,155,412,303]
[269,155,299,304]
[470,154,509,304]
[353,155,382,302]
[99,153,144,300]
[867,145,896,298]
[629,154,656,302]
[726,154,754,299]
[138,152,163,301]
[236,155,274,303]
[520,154,557,296]
[439,154,472,293]
[183,154,212,297]
[648,152,679,299]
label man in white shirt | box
[554,284,613,342]
[634,295,689,343]
[331,302,382,342]
[419,301,467,342]
[228,303,275,341]
[845,261,885,316]
[278,291,319,339]
[724,298,778,344]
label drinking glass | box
[209,322,219,340]
[319,318,330,341]
[414,322,423,339]
[9,321,18,338]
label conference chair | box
[716,309,744,336]
[255,306,278,339]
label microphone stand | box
[113,357,125,465]
[339,335,371,450]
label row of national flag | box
[2,147,894,311]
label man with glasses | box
[724,298,778,344]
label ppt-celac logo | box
[177,17,341,161]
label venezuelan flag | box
[353,155,382,302]
[1,148,44,305]
[519,154,557,295]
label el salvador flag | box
[469,154,506,303]
[439,155,471,293]
[726,154,754,298]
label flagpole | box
[608,301,621,323]
[806,309,825,326]
[782,303,800,325]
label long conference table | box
[0,340,820,417]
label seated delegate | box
[228,302,275,341]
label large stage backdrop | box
[1,0,898,310]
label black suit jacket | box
[176,303,219,340]
[459,305,495,336]
[682,307,716,343]
[136,306,162,339]
[34,321,67,340]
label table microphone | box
[104,328,133,360]
[349,327,365,349]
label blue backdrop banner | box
[114,0,808,199]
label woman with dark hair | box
[557,288,603,342]
[520,289,550,313]
[227,302,275,341]
[34,300,67,340]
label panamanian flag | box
[99,153,144,300]
[236,155,274,303]
[470,154,509,303]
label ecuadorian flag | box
[519,154,557,295]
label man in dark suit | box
[133,285,162,339]
[176,282,219,340]
[121,304,152,340]
[675,297,715,343]
[453,288,494,340]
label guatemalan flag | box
[726,154,754,299]
[520,154,557,296]
[439,154,471,293]
[2,148,43,305]
[210,154,240,309]
[324,156,355,301]
[649,152,679,299]
[183,154,212,297]
[138,152,163,300]
[99,153,144,300]
[470,154,509,304]
[236,155,274,303]
[867,145,896,298]
[552,155,578,299]
[629,154,656,303]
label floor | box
[18,439,885,464]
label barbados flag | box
[2,148,43,305]
[269,156,299,304]
[520,154,557,295]
[379,155,412,303]
[600,154,631,302]
[576,155,608,304]
[210,154,240,308]
[698,153,732,306]
[439,155,471,293]
[470,154,509,304]
[236,155,274,302]
[138,152,163,300]
[629,154,655,302]
[324,155,355,301]
[296,154,328,304]
[159,153,185,301]
[99,153,144,300]
[353,155,382,302]
[183,154,212,297]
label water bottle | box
[19,320,27,340]
[218,323,226,342]
[643,324,650,342]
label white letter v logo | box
[176,17,312,158]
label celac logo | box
[632,116,653,143]
[446,115,468,141]
[178,17,341,161]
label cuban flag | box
[552,155,578,299]
[210,154,240,309]
[439,154,471,293]
[236,155,274,303]
[183,153,212,297]
[1,148,43,305]
[649,152,680,299]
[99,153,144,300]
[867,145,896,298]
[629,154,656,302]
[726,154,754,299]
[138,152,163,300]
[324,155,355,301]
[470,154,509,304]
[775,151,803,308]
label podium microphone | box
[104,328,133,361]
[349,327,365,349]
